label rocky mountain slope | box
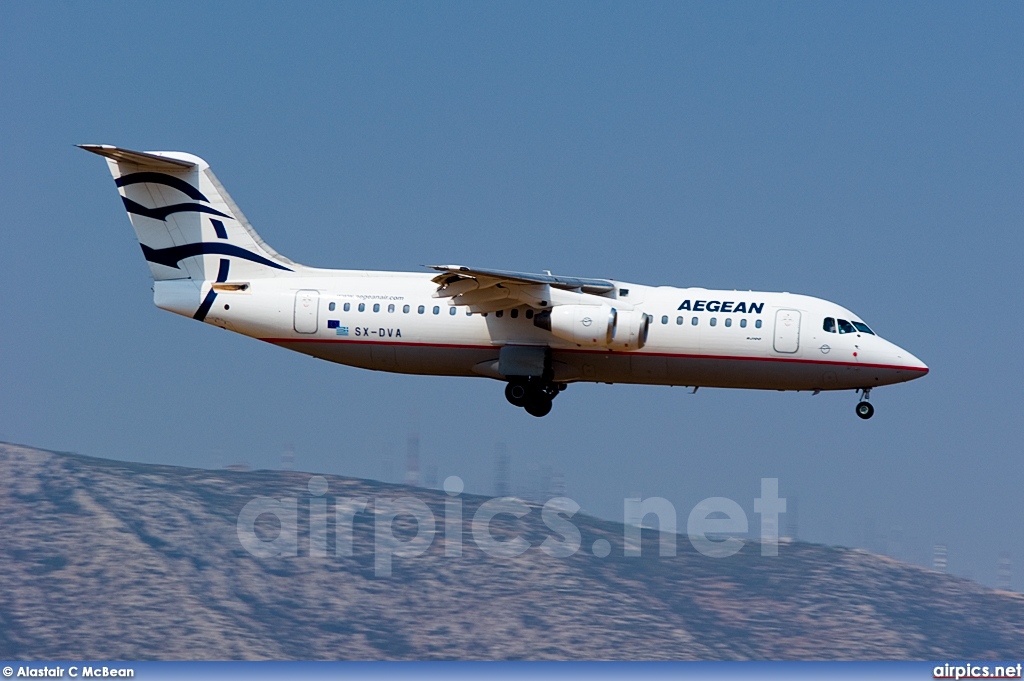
[1,442,1021,659]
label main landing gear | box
[505,379,566,417]
[855,388,874,420]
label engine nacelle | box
[534,305,649,350]
[607,308,650,350]
[536,304,616,347]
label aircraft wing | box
[429,265,615,295]
[428,265,617,313]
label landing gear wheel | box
[505,382,528,407]
[524,396,553,418]
[856,401,874,420]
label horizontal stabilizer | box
[78,144,195,170]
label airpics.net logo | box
[236,477,788,576]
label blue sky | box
[1,2,1022,585]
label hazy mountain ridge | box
[1,442,1021,660]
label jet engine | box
[534,305,649,350]
[608,308,650,350]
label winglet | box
[78,144,196,170]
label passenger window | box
[433,306,440,315]
[676,316,683,325]
[466,309,472,316]
[526,309,534,319]
[329,302,336,312]
[417,305,425,314]
[496,310,504,318]
[358,303,365,312]
[449,306,457,316]
[388,304,395,313]
[710,317,717,327]
[692,317,698,326]
[403,304,410,313]
[823,317,836,333]
[344,302,351,312]
[838,319,856,334]
[511,309,519,319]
[373,303,380,313]
[725,318,732,327]
[755,319,762,329]
[740,318,747,328]
[661,315,668,325]
[852,321,875,335]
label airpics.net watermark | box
[237,476,787,576]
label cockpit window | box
[852,321,875,335]
[837,319,856,334]
[823,317,836,333]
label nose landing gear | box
[855,388,874,419]
[505,379,565,417]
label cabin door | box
[773,309,801,354]
[294,290,319,334]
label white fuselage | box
[80,143,928,417]
[158,269,928,393]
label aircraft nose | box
[893,344,929,376]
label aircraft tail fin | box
[80,145,298,284]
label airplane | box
[81,144,928,419]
